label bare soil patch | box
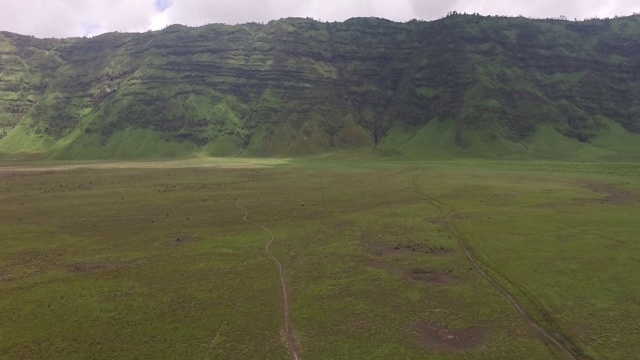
[431,249,454,256]
[365,262,457,285]
[369,243,453,257]
[408,268,457,285]
[426,219,443,226]
[413,322,488,351]
[167,235,198,245]
[579,182,640,205]
[68,263,113,273]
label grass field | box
[0,159,638,359]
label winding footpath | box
[235,197,302,360]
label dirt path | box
[408,172,581,360]
[235,197,302,360]
[441,218,578,360]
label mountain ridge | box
[1,14,640,160]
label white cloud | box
[0,0,159,37]
[1,0,639,38]
[149,10,171,31]
[162,0,304,26]
[303,0,415,22]
[436,0,640,20]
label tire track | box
[442,218,578,360]
[235,197,302,360]
[409,173,581,360]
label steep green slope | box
[1,15,640,159]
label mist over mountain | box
[1,14,640,159]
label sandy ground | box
[0,158,288,174]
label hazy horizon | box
[1,0,639,38]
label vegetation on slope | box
[1,14,640,159]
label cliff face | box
[1,15,640,158]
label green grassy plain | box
[0,159,638,359]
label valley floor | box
[0,159,638,359]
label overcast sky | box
[3,0,640,38]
